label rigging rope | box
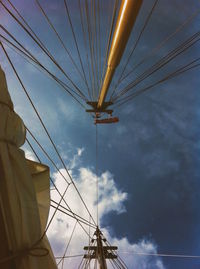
[26,128,70,185]
[100,0,118,94]
[0,25,86,105]
[85,0,96,100]
[55,254,84,259]
[120,251,200,259]
[58,220,78,268]
[0,41,96,226]
[1,1,88,101]
[26,138,95,240]
[35,0,89,96]
[50,200,96,229]
[63,0,91,99]
[113,30,200,101]
[79,0,93,100]
[114,57,200,107]
[112,6,200,92]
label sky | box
[0,0,200,268]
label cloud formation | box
[44,150,165,269]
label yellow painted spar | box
[97,0,143,109]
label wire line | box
[110,0,159,99]
[113,30,200,101]
[114,57,200,107]
[1,42,96,227]
[114,6,200,89]
[1,1,87,101]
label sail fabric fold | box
[0,66,57,269]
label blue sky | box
[1,0,200,268]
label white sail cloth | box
[0,66,57,269]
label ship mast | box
[97,0,143,109]
[86,0,143,123]
[84,227,118,269]
[84,1,143,267]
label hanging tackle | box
[86,101,119,124]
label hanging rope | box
[96,124,99,226]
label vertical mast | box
[83,227,118,268]
[96,227,107,269]
[97,0,143,109]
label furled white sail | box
[0,65,57,269]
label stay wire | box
[50,200,95,236]
[114,57,200,107]
[50,200,96,229]
[63,0,91,100]
[0,1,87,101]
[26,128,70,185]
[99,0,118,95]
[90,0,99,99]
[109,259,117,269]
[25,141,73,236]
[93,1,100,96]
[55,254,84,259]
[27,132,96,231]
[112,259,122,269]
[26,137,95,229]
[110,0,159,99]
[97,0,101,92]
[35,0,89,98]
[115,60,200,106]
[102,233,128,269]
[0,26,86,104]
[113,30,200,101]
[26,137,95,240]
[114,6,200,88]
[25,137,41,161]
[58,220,78,268]
[49,193,94,237]
[0,31,86,109]
[5,0,47,50]
[114,30,200,100]
[92,0,100,93]
[79,0,93,100]
[1,42,96,227]
[85,0,96,100]
[120,251,200,259]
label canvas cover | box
[0,65,57,269]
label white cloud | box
[46,154,165,269]
[104,235,165,269]
[69,147,84,169]
[24,148,37,161]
